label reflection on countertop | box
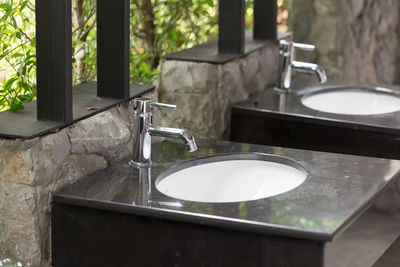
[230,77,400,160]
[0,258,43,267]
[54,139,400,241]
[234,77,400,131]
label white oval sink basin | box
[156,153,307,203]
[301,88,400,115]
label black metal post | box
[36,0,73,122]
[218,0,245,54]
[97,0,130,100]
[254,0,277,41]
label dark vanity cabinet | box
[230,80,400,159]
[52,140,400,267]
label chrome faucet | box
[130,98,197,167]
[275,40,327,93]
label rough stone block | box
[160,60,218,94]
[0,181,40,263]
[158,43,278,139]
[159,93,220,139]
[68,110,131,161]
[0,90,157,264]
[31,130,70,186]
[0,151,33,184]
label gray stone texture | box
[68,110,131,161]
[291,0,400,84]
[0,90,157,264]
[157,42,278,139]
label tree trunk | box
[136,0,159,69]
[72,0,87,83]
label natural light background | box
[0,0,288,112]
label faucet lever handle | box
[293,42,315,51]
[151,101,177,110]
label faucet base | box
[129,160,152,168]
[274,87,291,94]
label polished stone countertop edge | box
[329,168,400,241]
[52,193,332,242]
[232,76,400,133]
[233,105,400,135]
[52,165,400,243]
[52,140,400,243]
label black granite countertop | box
[54,139,400,242]
[232,77,400,134]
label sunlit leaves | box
[72,0,97,84]
[0,3,12,12]
[130,0,218,77]
[0,0,288,112]
[130,53,160,84]
[0,0,36,112]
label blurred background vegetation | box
[0,0,288,112]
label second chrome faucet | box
[276,40,327,93]
[130,98,197,167]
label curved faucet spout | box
[315,65,327,83]
[275,40,327,92]
[131,98,197,167]
[292,61,327,83]
[149,126,197,152]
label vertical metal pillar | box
[218,0,245,54]
[254,0,277,40]
[97,0,130,100]
[36,0,73,122]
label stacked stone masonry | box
[0,90,157,265]
[157,42,278,140]
[0,41,279,264]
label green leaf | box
[138,62,148,73]
[12,52,23,57]
[11,16,17,28]
[204,0,214,7]
[8,102,24,112]
[20,1,28,11]
[0,3,11,11]
[4,77,17,92]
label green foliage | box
[153,0,218,51]
[0,0,289,112]
[277,0,289,32]
[0,258,32,266]
[71,0,97,84]
[278,0,289,10]
[130,0,218,74]
[0,0,36,112]
[130,53,161,84]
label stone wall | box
[157,42,278,140]
[0,41,279,265]
[291,0,400,84]
[0,90,157,265]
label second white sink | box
[301,87,400,115]
[156,153,306,203]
